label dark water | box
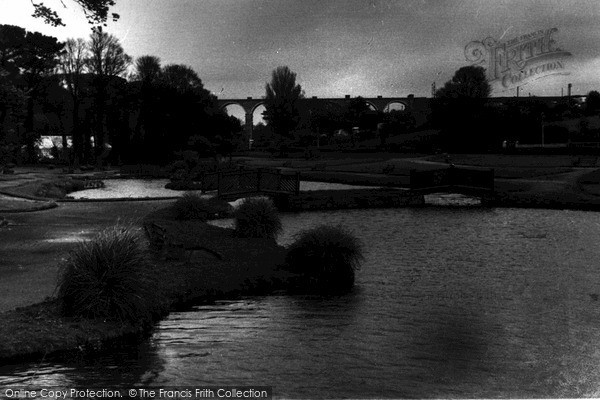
[3,206,600,398]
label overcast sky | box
[2,0,600,100]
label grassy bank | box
[1,176,99,200]
[0,205,288,364]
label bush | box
[56,224,161,324]
[285,225,363,293]
[234,197,282,239]
[171,192,231,220]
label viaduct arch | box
[217,95,431,138]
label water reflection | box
[0,341,165,388]
[4,207,600,398]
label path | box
[0,201,167,312]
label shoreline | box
[0,206,289,365]
[3,161,600,365]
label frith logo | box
[465,28,572,90]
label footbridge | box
[409,166,495,202]
[198,168,300,200]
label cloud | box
[3,0,600,97]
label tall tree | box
[433,65,492,151]
[0,25,27,144]
[57,38,88,164]
[263,66,303,139]
[161,64,205,94]
[86,26,130,163]
[436,66,491,99]
[20,31,64,162]
[156,64,216,159]
[134,55,161,84]
[131,55,162,159]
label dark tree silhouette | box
[263,66,303,139]
[132,55,162,157]
[436,66,491,99]
[0,25,27,145]
[586,90,600,114]
[21,31,64,161]
[31,0,119,26]
[57,38,87,165]
[434,65,492,151]
[86,26,131,164]
[134,55,161,84]
[161,64,205,94]
[142,63,220,163]
[0,27,64,162]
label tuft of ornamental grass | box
[234,197,282,240]
[285,225,364,293]
[56,224,161,324]
[172,192,230,220]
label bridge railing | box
[409,166,494,195]
[199,168,300,198]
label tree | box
[433,65,492,151]
[20,31,64,162]
[0,25,27,144]
[161,64,205,94]
[57,38,88,164]
[134,55,161,84]
[263,66,303,139]
[86,27,131,163]
[0,25,63,162]
[436,66,491,99]
[586,90,600,114]
[31,0,119,27]
[129,55,162,159]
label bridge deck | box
[409,166,494,199]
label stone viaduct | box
[216,95,432,137]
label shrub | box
[56,224,161,324]
[285,225,363,293]
[172,192,230,220]
[234,197,282,239]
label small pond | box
[68,179,381,199]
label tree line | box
[3,20,599,166]
[431,66,600,151]
[0,24,242,166]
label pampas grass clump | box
[56,224,160,324]
[233,197,282,239]
[285,225,363,292]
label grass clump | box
[285,225,364,293]
[56,224,161,324]
[234,197,282,239]
[172,192,230,220]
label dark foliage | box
[285,225,363,293]
[172,193,231,220]
[234,197,282,239]
[263,66,304,139]
[57,224,161,324]
[32,0,119,27]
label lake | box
[68,179,381,199]
[2,206,600,398]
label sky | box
[2,0,600,102]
